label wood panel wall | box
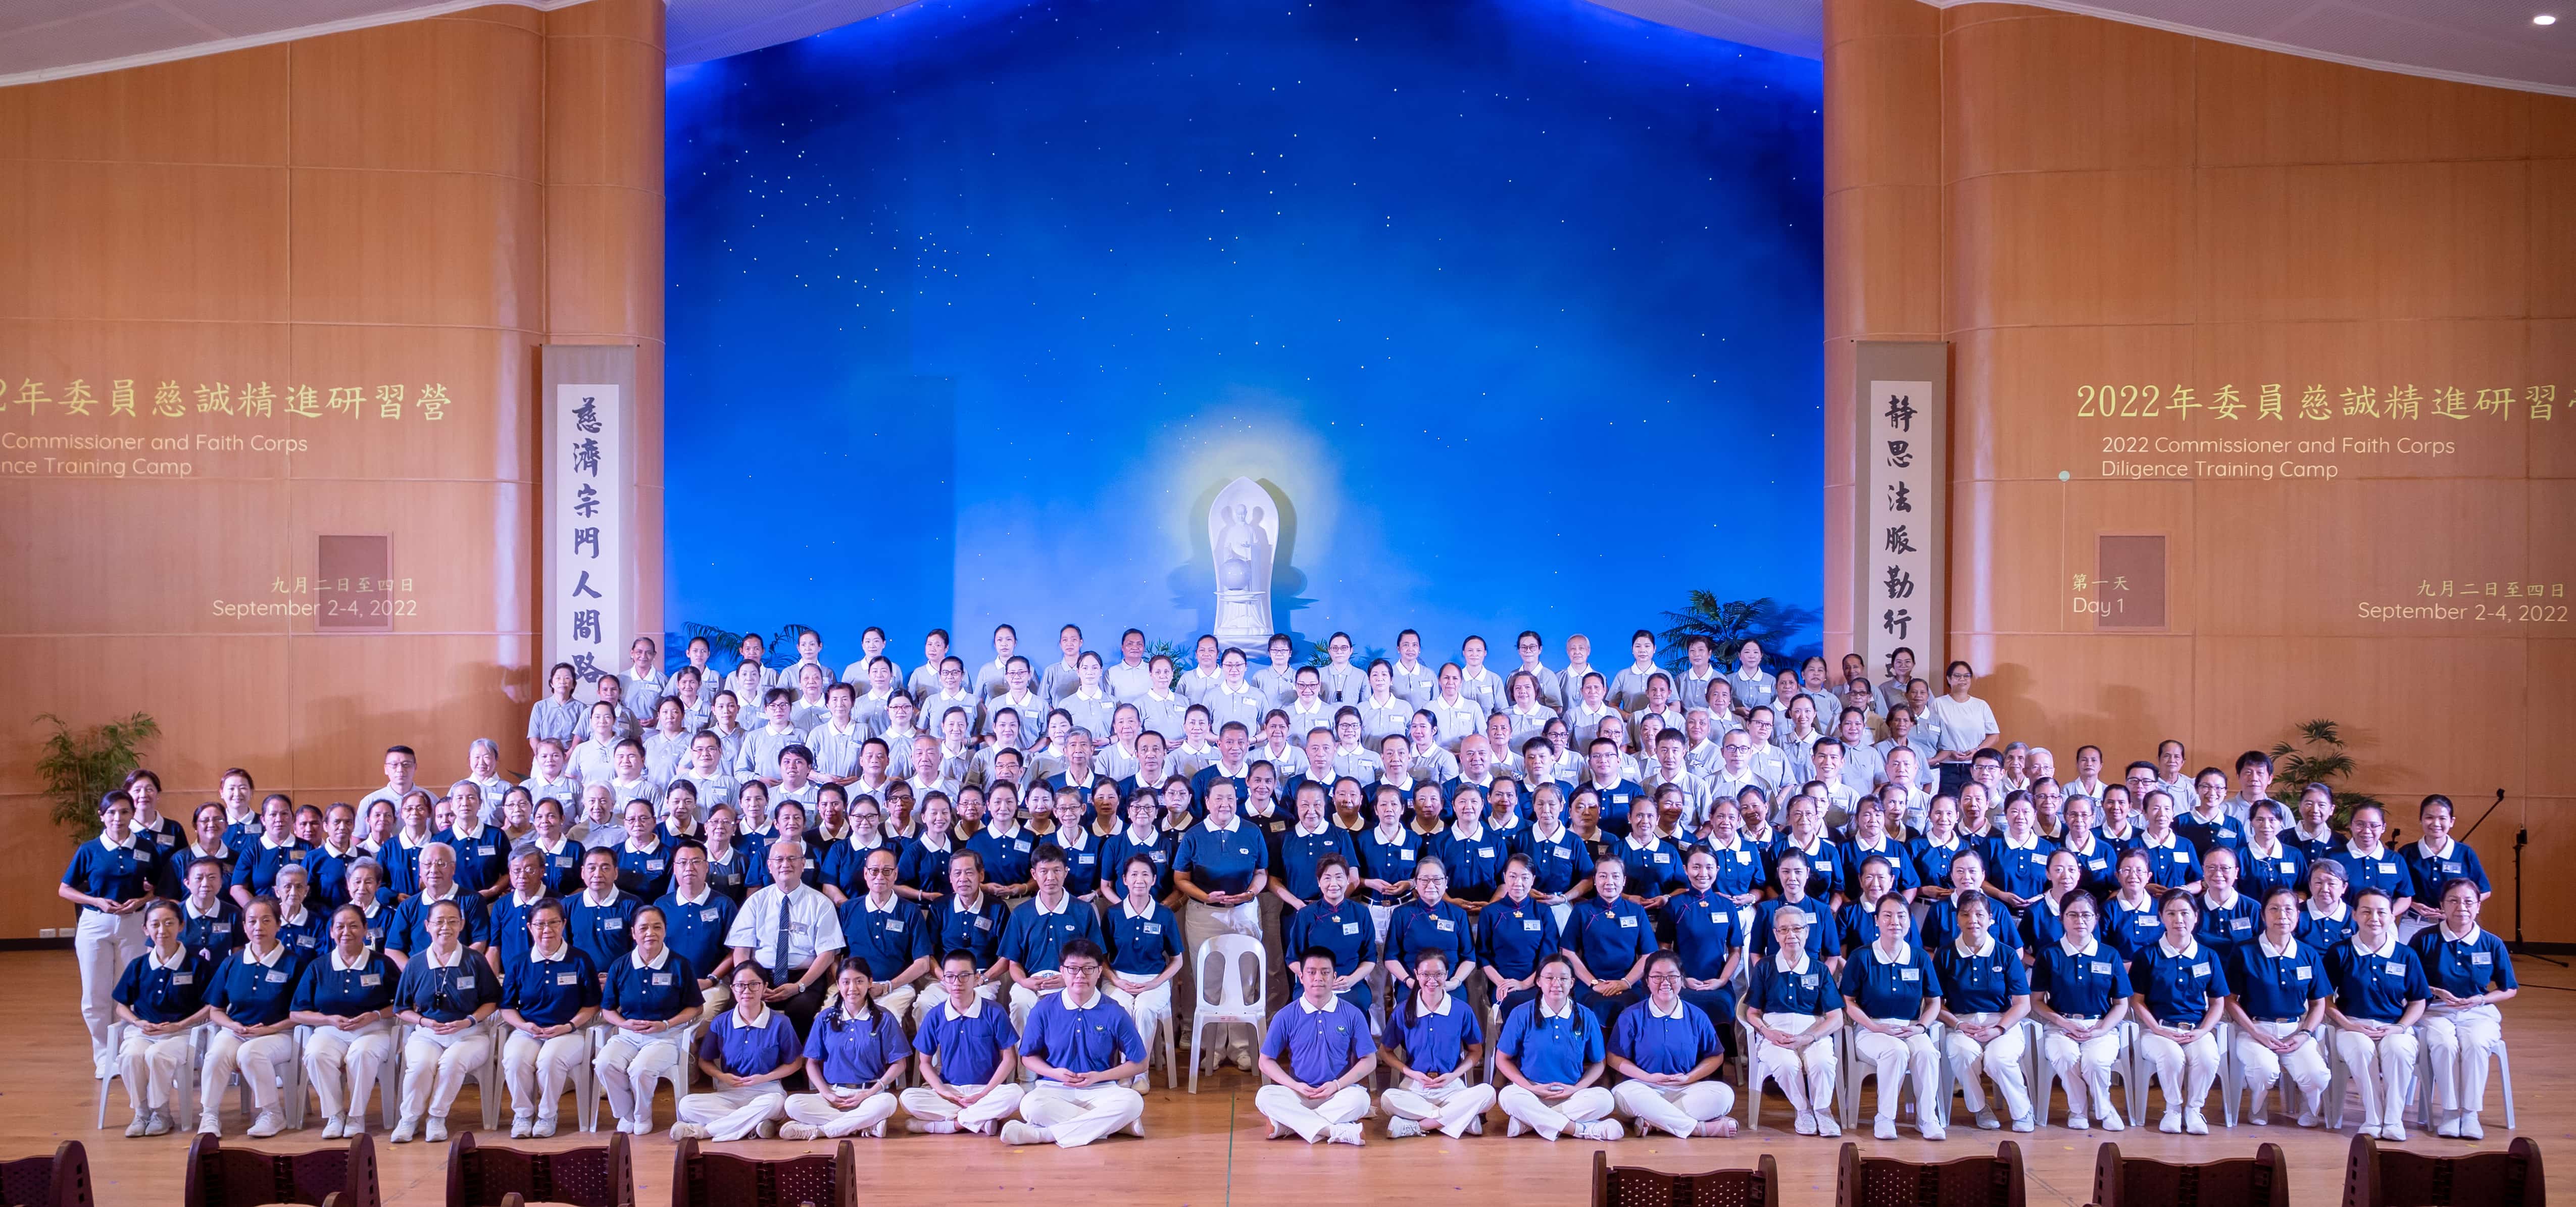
[1825,0,2576,938]
[0,0,664,938]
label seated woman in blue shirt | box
[1492,954,1620,1142]
[197,895,305,1139]
[1607,950,1737,1139]
[1435,786,1510,906]
[1475,854,1559,1020]
[497,899,601,1138]
[110,900,209,1138]
[2401,796,2490,941]
[1752,854,1842,973]
[1839,856,1913,959]
[2102,848,2166,960]
[288,904,400,1140]
[2323,888,2428,1142]
[2237,799,2308,904]
[1560,858,1657,1026]
[2052,795,2119,897]
[780,961,910,1139]
[2191,846,2259,961]
[2020,849,2087,952]
[2126,791,2202,896]
[390,897,503,1144]
[1099,793,1177,910]
[2412,876,2517,1139]
[1745,907,1845,1137]
[1841,893,1943,1140]
[1377,948,1495,1139]
[1384,857,1476,1009]
[1281,854,1377,1013]
[2128,888,2226,1135]
[1920,849,2021,956]
[2029,889,2129,1131]
[2221,887,2331,1128]
[594,904,707,1135]
[1933,891,2036,1131]
[670,964,805,1141]
[1662,847,1745,1038]
[1101,853,1185,1070]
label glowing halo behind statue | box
[1209,476,1280,650]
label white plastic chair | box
[1930,1018,2042,1129]
[2413,1026,2515,1131]
[93,1021,199,1129]
[2025,1019,2139,1128]
[1187,934,1267,1094]
[1735,1003,1839,1131]
[503,1025,599,1133]
[402,1022,503,1130]
[1836,1020,1944,1132]
[206,1024,308,1130]
[2219,1020,2332,1128]
[2127,1021,2229,1128]
[584,1021,698,1130]
[293,1024,399,1131]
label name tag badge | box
[974,916,993,931]
[646,860,664,871]
[1477,846,1495,859]
[1400,848,1416,861]
[2280,861,2296,873]
[1142,922,1162,935]
[1618,915,1637,928]
[1524,919,1543,931]
[213,923,232,934]
[266,969,290,983]
[1342,921,1361,936]
[2472,952,2493,966]
[1433,919,1455,932]
[1736,851,1751,864]
[557,971,580,986]
[2295,966,2311,980]
[1800,973,1816,988]
[2190,963,2209,977]
[1015,841,1031,853]
[2090,962,2112,976]
[358,974,380,987]
[701,908,721,922]
[604,918,625,931]
[1899,967,1920,982]
[2379,863,2396,874]
[2088,859,2107,871]
[652,972,674,986]
[2386,961,2408,975]
[478,844,496,857]
[172,973,193,985]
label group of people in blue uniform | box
[62,624,2519,1149]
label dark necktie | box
[770,890,794,986]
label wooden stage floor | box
[6,949,2564,1206]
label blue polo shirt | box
[2054,835,2120,896]
[179,901,242,964]
[1355,826,1424,900]
[999,895,1105,976]
[1496,999,1605,1084]
[1563,897,1657,981]
[2325,938,2429,1023]
[387,891,491,955]
[2238,844,2309,902]
[1283,898,1379,1008]
[1513,827,1596,896]
[2230,936,2327,1021]
[2286,825,2343,869]
[2125,834,2202,890]
[302,845,367,909]
[1839,838,1919,895]
[836,895,932,981]
[1383,993,1482,1074]
[1841,943,1938,1020]
[703,843,762,901]
[611,840,676,901]
[2104,894,2165,960]
[1102,900,1184,977]
[1698,839,1766,899]
[227,838,307,900]
[1274,826,1361,902]
[1434,827,1510,901]
[1609,999,1725,1076]
[275,906,328,960]
[1747,953,1843,1017]
[205,945,305,1026]
[2129,938,2229,1026]
[436,826,511,895]
[502,947,602,1026]
[2172,812,2246,865]
[1660,889,1743,980]
[602,948,702,1021]
[819,835,906,901]
[1384,899,1475,980]
[1980,834,2057,902]
[932,894,1010,970]
[1100,829,1177,901]
[2020,897,2072,951]
[489,893,552,973]
[698,1007,802,1078]
[2192,891,2260,959]
[1174,821,1268,895]
[1932,936,2027,1014]
[2032,939,2131,1018]
[1752,895,1841,961]
[1262,996,1373,1084]
[916,996,1018,1084]
[564,890,640,971]
[1612,838,1689,898]
[803,1001,911,1086]
[521,839,587,897]
[114,948,211,1024]
[1476,895,1562,983]
[2403,841,2490,900]
[290,949,399,1018]
[1019,990,1146,1079]
[2297,903,2355,951]
[2336,844,2414,906]
[965,827,1038,888]
[393,948,503,1021]
[656,889,739,981]
[1586,780,1649,831]
[1910,835,1974,895]
[1048,830,1109,899]
[2411,925,2517,997]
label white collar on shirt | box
[2307,898,2347,921]
[674,886,712,907]
[1648,997,1688,1019]
[1537,998,1574,1020]
[1774,949,1812,976]
[1029,893,1070,916]
[185,898,225,920]
[1297,994,1338,1015]
[1954,933,1996,959]
[2345,839,2386,860]
[1293,820,1330,838]
[1999,831,2040,851]
[2439,923,2485,944]
[2418,836,2456,859]
[2353,933,2399,959]
[2059,936,2099,959]
[583,887,622,907]
[2140,831,2179,850]
[2258,933,2299,958]
[148,946,190,971]
[424,944,468,969]
[1872,939,1913,964]
[1203,817,1241,835]
[732,1004,773,1029]
[2157,936,2201,960]
[631,946,670,971]
[864,892,902,914]
[530,941,571,962]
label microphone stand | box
[2460,787,2564,968]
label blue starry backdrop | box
[666,0,1822,660]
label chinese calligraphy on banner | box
[546,382,626,686]
[1851,347,1947,675]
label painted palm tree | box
[1654,592,1819,675]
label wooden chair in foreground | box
[181,1133,381,1207]
[2341,1133,2543,1207]
[1835,1140,2025,1207]
[2089,1141,2288,1207]
[669,1136,857,1207]
[446,1132,635,1207]
[1591,1149,1781,1207]
[0,1141,92,1207]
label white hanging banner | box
[545,381,628,686]
[1850,341,1948,678]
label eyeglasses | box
[1645,972,1682,983]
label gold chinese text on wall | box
[0,377,455,478]
[2081,382,2557,481]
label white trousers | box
[1380,1077,1495,1137]
[2232,1020,2329,1119]
[202,1029,298,1117]
[1255,1083,1371,1142]
[1008,984,1057,1034]
[593,1030,688,1128]
[1852,1027,1942,1124]
[117,1031,195,1114]
[1497,1083,1613,1140]
[1751,1014,1838,1117]
[502,1031,589,1124]
[303,1024,395,1123]
[2042,1024,2122,1120]
[76,911,144,1075]
[899,1083,1024,1132]
[1020,1082,1144,1147]
[675,1084,784,1140]
[1105,981,1175,1066]
[1182,899,1263,1053]
[2136,1028,2219,1116]
[2420,1003,2504,1126]
[1942,1014,2032,1120]
[784,1084,900,1136]
[400,1024,493,1120]
[2333,1025,2421,1129]
[1612,1080,1737,1138]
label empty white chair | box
[1187,933,1267,1094]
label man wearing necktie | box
[726,839,845,1035]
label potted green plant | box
[35,712,160,841]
